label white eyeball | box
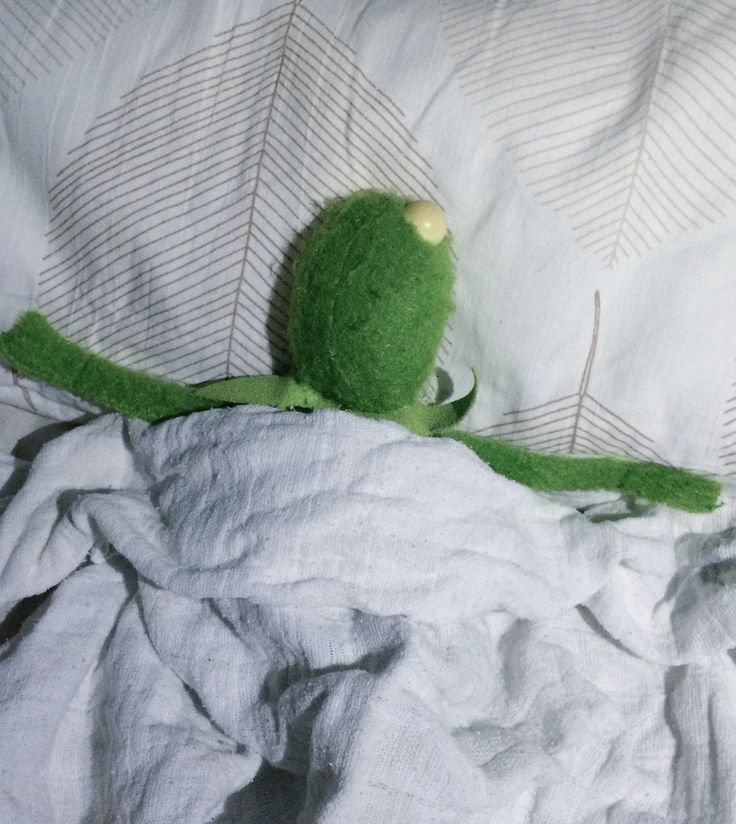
[404,200,448,245]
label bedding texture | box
[1,407,736,822]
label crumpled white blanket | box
[1,406,736,823]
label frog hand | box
[440,429,720,514]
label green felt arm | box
[442,429,720,514]
[0,311,219,422]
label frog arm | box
[0,311,219,422]
[440,429,720,514]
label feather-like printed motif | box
[442,0,736,267]
[38,1,440,382]
[474,292,668,462]
[0,0,157,103]
[721,377,736,475]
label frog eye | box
[404,200,448,245]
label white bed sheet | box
[1,406,736,823]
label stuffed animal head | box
[288,191,454,413]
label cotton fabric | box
[2,407,736,822]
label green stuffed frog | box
[0,191,720,513]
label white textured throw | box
[1,407,736,823]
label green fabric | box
[383,372,476,436]
[196,374,475,436]
[0,311,218,423]
[288,191,454,413]
[195,375,336,410]
[444,429,720,513]
[421,370,476,432]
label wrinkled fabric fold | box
[1,407,736,822]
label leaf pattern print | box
[441,0,736,267]
[0,0,156,103]
[474,291,668,463]
[37,1,442,383]
[720,376,736,475]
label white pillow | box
[1,0,735,476]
